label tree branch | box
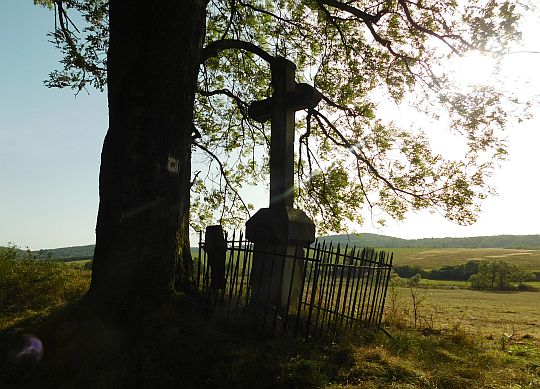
[312,109,423,200]
[193,140,251,218]
[397,0,466,55]
[197,87,249,116]
[54,1,106,77]
[319,0,383,24]
[201,39,275,64]
[237,0,306,31]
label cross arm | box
[248,82,323,123]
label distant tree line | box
[394,260,538,291]
[323,234,540,249]
[394,261,480,281]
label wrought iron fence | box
[195,230,393,338]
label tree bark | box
[88,1,207,304]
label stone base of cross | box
[245,56,320,312]
[246,207,315,311]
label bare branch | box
[221,0,236,40]
[314,0,350,51]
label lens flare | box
[15,335,44,362]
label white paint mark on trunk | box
[167,154,179,174]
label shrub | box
[0,245,90,318]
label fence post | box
[305,253,320,338]
[204,225,227,290]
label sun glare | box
[450,52,497,86]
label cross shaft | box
[248,56,321,208]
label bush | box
[0,245,90,318]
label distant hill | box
[33,245,95,260]
[4,233,540,261]
[318,233,540,249]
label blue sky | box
[1,1,107,249]
[1,1,539,249]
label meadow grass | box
[387,284,540,338]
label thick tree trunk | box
[88,1,207,303]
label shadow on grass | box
[1,294,539,389]
[0,294,374,388]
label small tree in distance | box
[469,260,536,290]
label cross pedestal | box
[245,57,320,312]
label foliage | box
[0,245,90,328]
[469,259,536,290]
[395,260,480,281]
[427,261,480,281]
[34,0,531,234]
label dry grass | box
[387,285,540,338]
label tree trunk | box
[88,1,207,304]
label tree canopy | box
[36,0,529,235]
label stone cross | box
[248,56,322,209]
[246,57,320,313]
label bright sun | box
[450,52,497,86]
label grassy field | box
[402,278,540,289]
[388,285,540,338]
[385,247,540,270]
